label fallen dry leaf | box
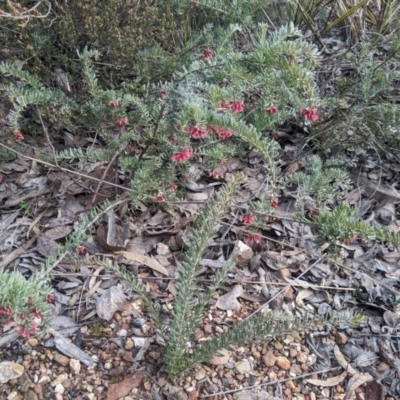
[344,372,373,400]
[295,289,314,308]
[283,160,305,177]
[107,370,146,400]
[306,370,347,387]
[116,250,169,276]
[334,345,357,375]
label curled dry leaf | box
[344,372,373,400]
[334,345,357,375]
[116,250,168,276]
[107,371,146,400]
[296,289,313,308]
[306,370,347,387]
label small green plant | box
[0,270,53,339]
[285,155,352,211]
[299,202,400,256]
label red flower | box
[17,330,30,339]
[245,233,262,244]
[158,91,167,99]
[208,170,226,179]
[46,294,55,303]
[270,200,279,208]
[155,194,166,202]
[29,322,39,333]
[207,126,232,140]
[169,184,178,191]
[4,128,10,135]
[0,307,12,316]
[14,132,24,142]
[239,214,256,225]
[203,50,213,59]
[266,106,279,115]
[109,100,119,109]
[171,149,193,163]
[76,246,86,255]
[300,107,318,121]
[117,117,128,126]
[231,101,244,114]
[0,119,6,126]
[192,1,199,7]
[188,125,207,139]
[217,129,232,140]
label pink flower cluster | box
[203,50,213,59]
[0,306,43,339]
[266,106,279,115]
[300,107,318,121]
[14,132,24,142]
[0,307,11,316]
[219,100,244,114]
[245,233,262,244]
[207,126,233,140]
[155,194,166,202]
[76,245,86,255]
[118,117,128,126]
[171,149,193,163]
[188,125,207,139]
[158,91,167,99]
[208,170,226,179]
[239,214,256,225]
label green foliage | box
[0,270,52,338]
[322,35,400,153]
[285,156,352,210]
[286,0,400,37]
[299,203,400,256]
[1,23,323,207]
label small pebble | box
[69,359,81,375]
[275,356,291,370]
[27,338,39,347]
[125,338,134,350]
[53,354,69,367]
[263,351,276,367]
